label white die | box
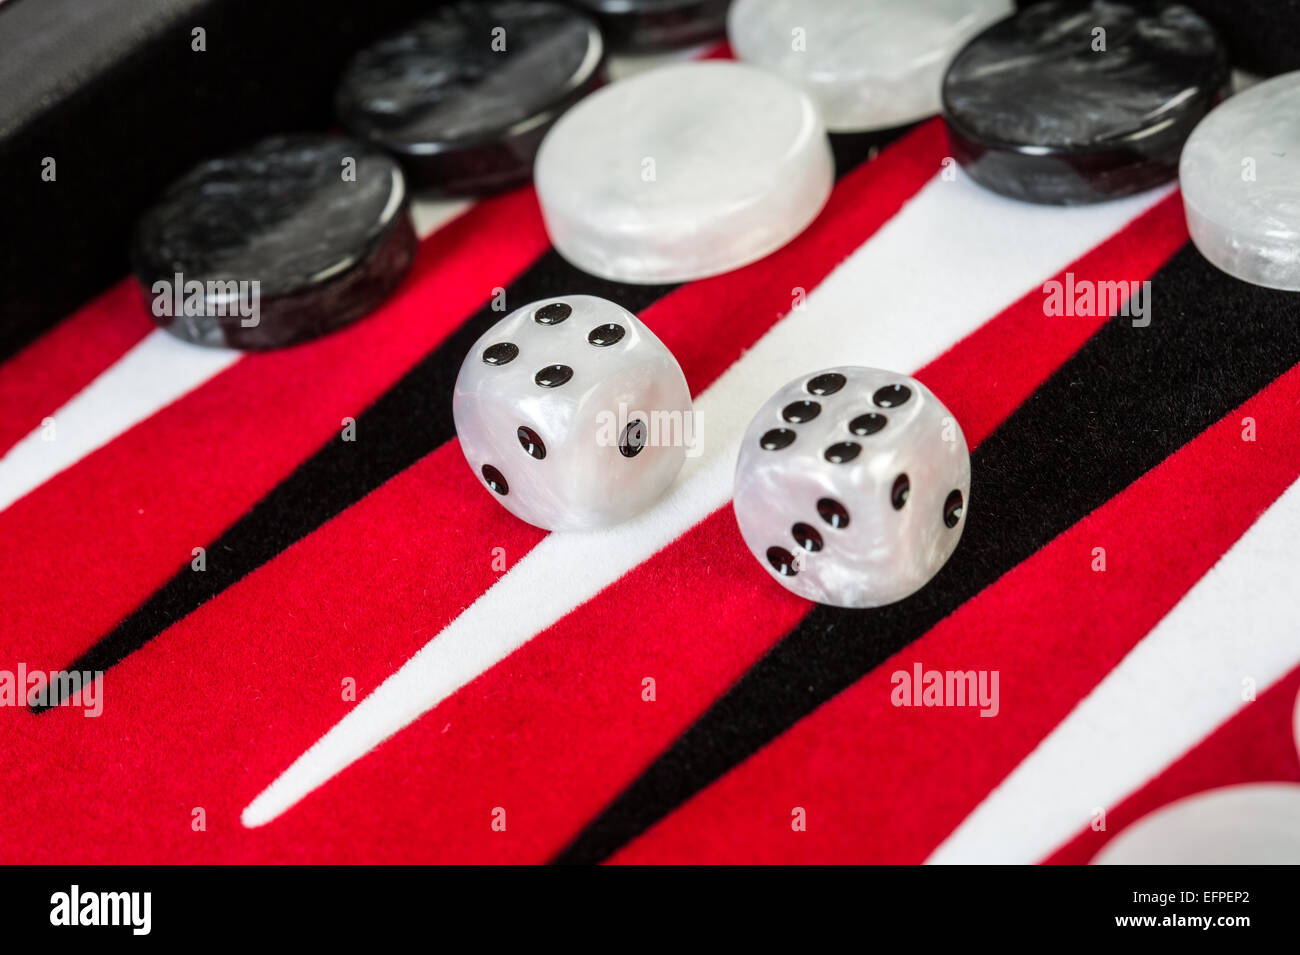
[453,294,693,531]
[733,366,970,608]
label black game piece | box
[944,0,1228,204]
[336,1,606,195]
[570,0,730,51]
[132,134,415,350]
[1017,0,1300,76]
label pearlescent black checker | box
[131,133,415,350]
[336,1,606,195]
[571,0,729,51]
[943,0,1228,204]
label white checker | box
[535,60,833,283]
[728,0,1012,132]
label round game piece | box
[728,0,1013,133]
[1181,71,1300,291]
[132,134,415,350]
[534,61,833,284]
[942,0,1228,205]
[336,1,605,195]
[1093,784,1300,864]
[571,0,729,51]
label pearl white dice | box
[454,295,693,531]
[733,367,969,608]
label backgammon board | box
[2,0,1298,873]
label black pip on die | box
[733,367,970,608]
[453,295,693,531]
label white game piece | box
[1182,71,1300,291]
[1093,784,1300,864]
[728,0,1013,132]
[534,61,833,284]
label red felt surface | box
[0,189,546,671]
[1046,664,1300,864]
[611,359,1300,863]
[0,279,153,457]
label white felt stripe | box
[0,330,241,513]
[409,197,473,238]
[242,173,1171,828]
[927,473,1300,865]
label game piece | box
[453,295,693,531]
[728,0,1012,132]
[570,0,729,51]
[943,0,1228,204]
[131,134,415,350]
[733,367,969,609]
[1094,784,1300,864]
[336,1,605,195]
[534,61,833,283]
[1181,71,1300,291]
